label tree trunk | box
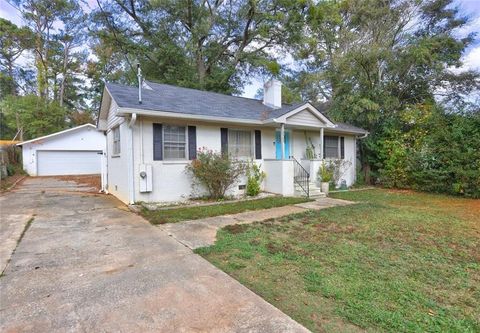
[59,42,69,107]
[359,141,372,185]
[363,163,371,185]
[59,78,65,107]
[196,50,206,88]
[7,60,17,96]
[15,113,23,141]
[35,34,48,98]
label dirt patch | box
[315,223,357,234]
[0,174,26,192]
[57,174,101,191]
[266,242,293,254]
[224,224,249,234]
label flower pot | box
[321,182,329,195]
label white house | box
[97,79,368,204]
[18,124,106,177]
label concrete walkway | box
[161,197,355,250]
[0,177,309,332]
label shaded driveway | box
[0,177,308,332]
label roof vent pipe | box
[137,63,142,104]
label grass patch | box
[141,196,310,224]
[196,189,480,332]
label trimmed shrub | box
[185,148,247,199]
[246,162,266,196]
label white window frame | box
[163,124,188,160]
[112,126,121,156]
[228,128,253,159]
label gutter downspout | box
[102,131,109,194]
[127,113,137,204]
[357,132,369,139]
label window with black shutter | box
[254,130,262,159]
[188,126,197,160]
[340,137,345,159]
[220,128,228,155]
[153,123,163,160]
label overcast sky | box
[1,0,479,98]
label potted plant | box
[317,162,333,195]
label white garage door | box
[37,150,102,176]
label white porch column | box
[319,127,324,160]
[281,123,285,159]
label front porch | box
[263,158,326,198]
[259,101,345,198]
[262,118,355,198]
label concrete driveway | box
[0,177,308,332]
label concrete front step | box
[294,184,322,191]
[309,192,326,198]
[294,191,326,198]
[294,183,327,198]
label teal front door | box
[275,130,290,159]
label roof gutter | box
[119,107,264,125]
[118,107,369,134]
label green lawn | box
[140,196,310,224]
[196,189,480,332]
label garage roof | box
[17,124,98,146]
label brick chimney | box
[263,79,282,109]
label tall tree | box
[288,0,479,182]
[55,1,88,108]
[90,0,304,94]
[1,95,67,140]
[0,18,33,97]
[13,0,77,98]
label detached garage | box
[18,124,106,176]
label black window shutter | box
[340,136,345,159]
[221,128,228,155]
[323,136,326,158]
[188,126,197,160]
[254,130,262,159]
[153,123,163,160]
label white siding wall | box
[103,99,132,202]
[292,130,322,160]
[132,119,277,203]
[299,133,356,187]
[107,99,122,129]
[287,110,324,127]
[261,128,276,160]
[106,121,130,203]
[263,160,295,196]
[21,126,105,176]
[104,112,357,203]
[341,135,356,186]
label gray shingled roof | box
[105,81,367,134]
[106,81,298,121]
